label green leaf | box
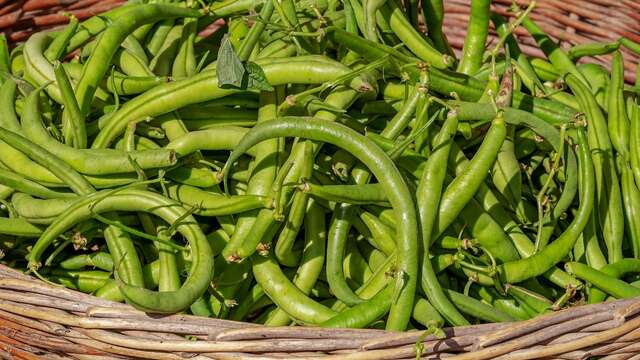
[245,61,274,91]
[217,34,245,89]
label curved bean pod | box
[27,189,213,313]
[498,127,594,283]
[20,87,177,175]
[221,117,418,330]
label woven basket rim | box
[1,264,640,359]
[1,0,640,358]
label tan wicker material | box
[1,1,640,359]
[442,0,640,84]
[0,264,639,359]
[0,0,125,43]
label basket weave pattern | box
[0,0,125,43]
[443,0,640,83]
[1,1,640,359]
[2,264,640,359]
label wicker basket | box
[0,0,126,43]
[3,264,640,359]
[442,0,640,84]
[2,0,640,359]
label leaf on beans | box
[217,34,274,91]
[245,61,274,91]
[217,34,245,89]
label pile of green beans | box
[1,0,640,332]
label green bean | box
[414,112,468,325]
[228,88,362,260]
[566,262,640,300]
[567,74,624,263]
[114,48,154,77]
[93,56,373,148]
[44,17,79,61]
[54,61,86,149]
[11,194,75,224]
[20,87,177,176]
[165,126,253,157]
[327,27,575,125]
[238,1,274,61]
[412,297,445,328]
[5,128,141,290]
[172,18,198,78]
[146,19,176,56]
[149,25,183,76]
[491,14,543,96]
[65,4,138,52]
[474,286,530,321]
[453,102,579,255]
[221,117,417,330]
[165,183,270,216]
[618,157,640,259]
[457,196,520,263]
[24,33,109,109]
[619,38,640,56]
[74,4,202,116]
[577,63,610,109]
[0,170,74,200]
[0,217,43,237]
[498,127,594,283]
[457,0,490,75]
[491,67,522,212]
[321,285,392,328]
[221,89,280,260]
[507,285,553,315]
[448,290,515,323]
[0,34,9,81]
[521,16,588,86]
[366,133,426,177]
[253,253,336,324]
[478,70,499,104]
[0,118,142,285]
[0,114,134,187]
[49,269,111,293]
[28,189,213,313]
[434,112,506,239]
[61,61,167,96]
[630,96,640,190]
[274,143,315,267]
[0,127,93,195]
[327,203,366,306]
[607,51,630,158]
[302,182,388,206]
[265,199,327,326]
[568,41,620,61]
[588,259,640,304]
[363,0,385,42]
[422,0,454,56]
[10,46,25,77]
[359,211,396,256]
[582,212,607,270]
[59,252,114,272]
[379,1,451,69]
